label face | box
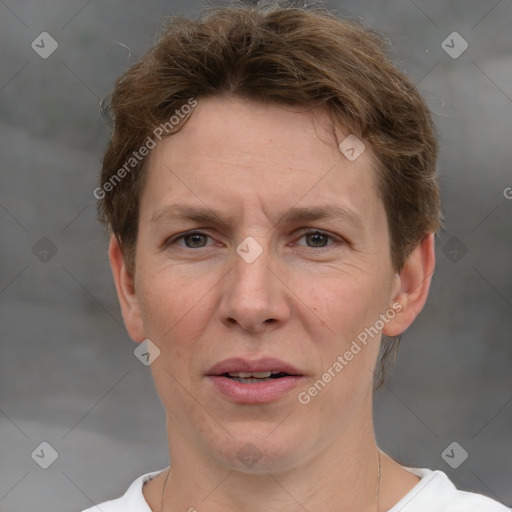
[111,96,433,473]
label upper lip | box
[206,357,303,376]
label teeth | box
[234,378,270,383]
[227,371,273,378]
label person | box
[83,2,510,511]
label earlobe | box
[109,235,146,342]
[383,233,436,337]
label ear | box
[109,235,146,342]
[383,232,436,337]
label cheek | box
[136,267,207,349]
[137,265,205,326]
[307,274,387,339]
[138,270,209,414]
[302,273,391,397]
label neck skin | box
[143,390,420,512]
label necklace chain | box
[376,449,381,511]
[161,450,382,512]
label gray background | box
[1,1,511,511]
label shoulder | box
[391,467,511,512]
[79,468,167,512]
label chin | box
[209,423,312,474]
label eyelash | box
[165,229,341,250]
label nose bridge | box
[218,234,285,331]
[232,235,272,297]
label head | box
[100,3,441,473]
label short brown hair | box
[98,1,442,389]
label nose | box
[217,238,291,334]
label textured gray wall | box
[1,1,511,511]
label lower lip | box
[207,375,303,404]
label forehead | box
[140,96,382,227]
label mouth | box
[206,356,303,379]
[206,357,305,404]
[222,371,295,383]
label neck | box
[158,397,382,512]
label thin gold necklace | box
[161,450,382,511]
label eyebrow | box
[150,204,363,231]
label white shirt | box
[81,466,511,512]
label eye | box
[297,230,339,248]
[165,229,341,251]
[166,231,213,249]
